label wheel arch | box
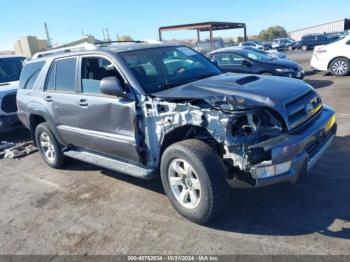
[28,113,66,147]
[327,56,350,69]
[160,125,223,159]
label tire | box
[160,139,231,224]
[288,45,293,51]
[329,58,350,76]
[301,44,308,51]
[35,122,67,168]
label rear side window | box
[19,61,44,89]
[214,53,243,65]
[46,57,77,92]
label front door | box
[72,55,140,162]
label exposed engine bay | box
[140,95,286,182]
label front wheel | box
[301,44,308,51]
[329,58,350,76]
[160,139,231,224]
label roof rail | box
[96,40,145,46]
[32,42,97,59]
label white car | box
[0,55,25,132]
[239,41,264,50]
[311,35,350,76]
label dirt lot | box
[1,51,350,255]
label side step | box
[64,149,157,180]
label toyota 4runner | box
[17,43,336,223]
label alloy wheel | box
[168,158,201,209]
[332,60,348,75]
[39,132,56,162]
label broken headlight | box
[230,109,285,144]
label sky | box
[1,0,349,50]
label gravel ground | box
[0,50,349,255]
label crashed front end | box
[142,90,336,188]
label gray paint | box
[17,44,336,187]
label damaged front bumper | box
[228,105,336,188]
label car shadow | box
[304,79,334,89]
[210,135,350,239]
[65,135,350,240]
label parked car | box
[0,55,25,132]
[272,38,295,51]
[293,34,330,51]
[17,43,336,223]
[209,47,304,78]
[239,41,264,50]
[240,46,288,60]
[193,38,225,54]
[311,34,350,76]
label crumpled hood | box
[0,81,19,97]
[152,73,313,112]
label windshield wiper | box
[158,79,195,90]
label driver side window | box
[81,57,124,94]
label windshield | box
[238,49,273,62]
[327,34,346,44]
[119,46,222,93]
[0,57,24,83]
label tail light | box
[315,49,327,54]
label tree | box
[236,36,244,43]
[117,35,133,41]
[258,26,288,41]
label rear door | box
[69,55,140,162]
[44,56,82,143]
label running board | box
[63,150,157,180]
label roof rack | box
[32,42,97,59]
[96,40,145,46]
[31,39,162,59]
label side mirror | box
[242,60,252,67]
[100,77,125,96]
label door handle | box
[45,95,53,102]
[77,99,88,107]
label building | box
[14,36,48,57]
[0,50,15,55]
[289,18,350,41]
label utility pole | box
[44,22,52,48]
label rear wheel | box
[160,139,231,224]
[329,58,350,76]
[35,123,67,168]
[288,45,293,51]
[301,44,308,51]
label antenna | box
[102,28,106,41]
[44,22,52,48]
[106,28,111,42]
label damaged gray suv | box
[17,43,336,223]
